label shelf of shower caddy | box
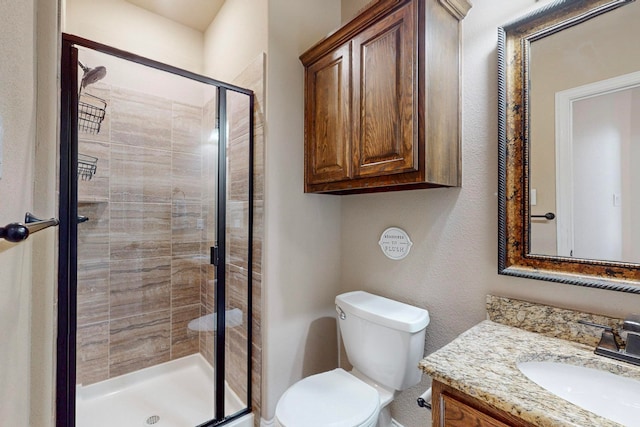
[78,196,109,203]
[188,308,243,332]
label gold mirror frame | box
[498,0,640,294]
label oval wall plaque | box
[378,227,412,260]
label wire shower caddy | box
[78,154,98,181]
[78,92,107,134]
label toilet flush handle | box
[335,305,346,320]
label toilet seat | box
[275,368,380,427]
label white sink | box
[517,361,640,426]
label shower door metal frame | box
[57,33,254,427]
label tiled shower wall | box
[224,54,265,425]
[198,55,265,423]
[74,54,264,424]
[76,83,216,385]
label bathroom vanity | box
[420,296,640,426]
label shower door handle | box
[210,246,219,266]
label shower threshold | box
[76,354,252,427]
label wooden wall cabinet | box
[300,0,471,194]
[432,380,535,427]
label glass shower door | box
[60,35,253,427]
[218,89,253,422]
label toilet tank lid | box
[336,291,430,333]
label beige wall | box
[203,0,267,82]
[64,0,204,74]
[263,0,343,421]
[31,0,60,424]
[6,0,640,426]
[0,0,58,425]
[341,0,376,23]
[0,2,36,424]
[339,0,640,426]
[65,0,268,83]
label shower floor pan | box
[76,354,253,427]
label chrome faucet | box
[579,316,640,366]
[622,314,640,356]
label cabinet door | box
[305,42,353,185]
[352,1,417,178]
[432,381,534,427]
[440,395,511,427]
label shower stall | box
[58,35,254,427]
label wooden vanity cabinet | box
[300,0,471,194]
[432,380,535,427]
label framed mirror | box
[498,0,640,293]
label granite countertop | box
[419,320,640,427]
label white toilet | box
[275,290,430,427]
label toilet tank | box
[335,291,430,391]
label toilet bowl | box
[274,291,430,427]
[275,369,379,427]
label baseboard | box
[224,414,254,427]
[260,417,275,427]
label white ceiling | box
[125,0,225,32]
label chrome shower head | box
[78,61,107,88]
